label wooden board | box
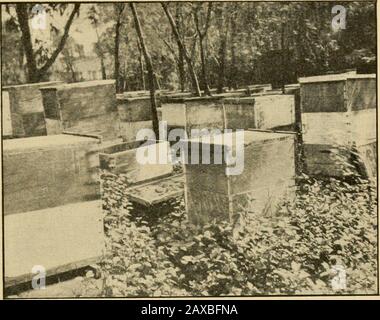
[3,81,62,114]
[127,174,184,206]
[4,200,104,287]
[302,112,351,145]
[2,90,13,136]
[41,80,116,122]
[185,99,225,134]
[253,95,295,129]
[3,81,62,137]
[356,140,377,180]
[99,140,173,184]
[117,96,152,122]
[346,77,376,111]
[300,81,346,113]
[303,144,351,177]
[161,103,186,127]
[119,120,153,142]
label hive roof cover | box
[4,134,99,152]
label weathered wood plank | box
[127,174,184,206]
[4,200,104,287]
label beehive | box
[161,96,225,133]
[116,95,154,142]
[223,94,295,131]
[99,140,173,182]
[40,80,118,141]
[300,74,376,177]
[3,134,101,215]
[184,130,296,224]
[2,81,62,137]
[161,94,296,135]
[117,95,152,122]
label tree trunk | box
[94,26,107,80]
[137,40,146,90]
[130,3,159,137]
[114,4,125,93]
[175,4,186,92]
[198,37,211,95]
[15,4,38,82]
[162,2,201,96]
[193,3,213,95]
[16,3,80,83]
[114,17,121,92]
[229,17,238,90]
[100,57,107,80]
[217,34,228,93]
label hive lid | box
[4,134,99,152]
[2,81,62,90]
[39,79,115,90]
[185,130,294,147]
[299,73,376,84]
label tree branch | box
[37,3,80,77]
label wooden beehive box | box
[99,140,173,183]
[223,94,295,131]
[40,80,118,141]
[117,95,153,122]
[2,81,62,137]
[161,96,225,133]
[300,74,376,177]
[3,134,101,215]
[184,130,296,224]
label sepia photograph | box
[0,0,378,300]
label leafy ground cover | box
[93,172,377,297]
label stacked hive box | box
[2,81,62,137]
[40,80,119,141]
[4,134,104,287]
[3,134,101,214]
[116,95,153,142]
[300,74,376,178]
[184,130,296,224]
[161,96,226,135]
[223,94,295,131]
[161,94,295,135]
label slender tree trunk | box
[15,4,38,82]
[217,34,228,93]
[198,37,211,95]
[162,2,201,96]
[114,4,125,93]
[216,6,230,93]
[175,4,186,92]
[130,3,159,137]
[94,26,107,79]
[281,20,286,93]
[137,40,146,90]
[100,58,107,80]
[114,17,121,92]
[229,17,238,90]
[193,3,212,95]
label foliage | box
[94,171,377,297]
[2,2,376,87]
